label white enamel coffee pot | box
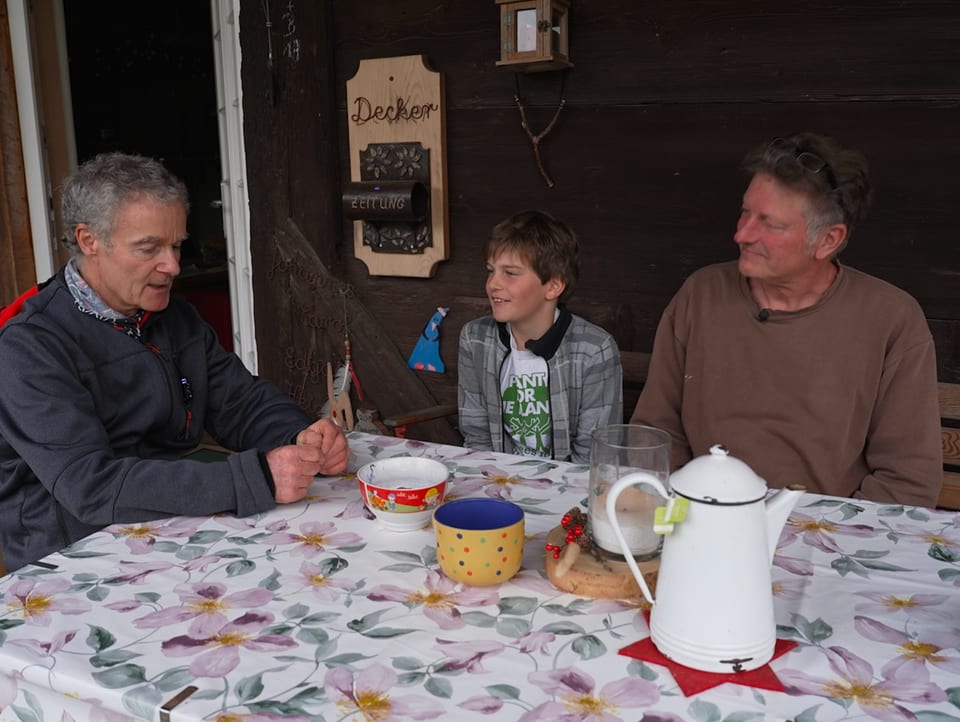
[604,444,802,673]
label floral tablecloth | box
[2,432,960,722]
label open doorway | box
[14,0,255,367]
[60,0,233,349]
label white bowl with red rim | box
[356,457,448,531]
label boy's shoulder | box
[565,312,617,344]
[460,316,505,348]
[461,315,498,336]
[552,313,619,365]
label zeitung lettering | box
[351,196,407,211]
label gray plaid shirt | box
[458,310,623,463]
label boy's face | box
[485,250,564,331]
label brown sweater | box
[631,261,942,507]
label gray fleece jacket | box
[0,271,312,571]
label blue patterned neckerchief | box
[65,258,145,339]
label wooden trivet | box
[544,525,659,601]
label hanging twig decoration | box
[513,72,567,188]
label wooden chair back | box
[381,350,653,437]
[938,382,960,510]
[381,353,960,511]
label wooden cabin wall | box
[239,0,960,443]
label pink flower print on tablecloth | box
[521,667,660,722]
[854,616,960,675]
[324,663,445,721]
[517,630,557,655]
[433,638,507,672]
[3,578,89,626]
[284,560,357,602]
[334,495,377,521]
[7,629,77,659]
[266,521,363,559]
[444,463,553,500]
[133,582,274,636]
[103,561,175,585]
[477,465,553,501]
[780,512,875,553]
[779,646,946,722]
[367,569,499,630]
[893,522,960,553]
[161,611,297,677]
[855,592,951,624]
[773,536,814,576]
[772,577,805,600]
[108,517,204,554]
[0,671,18,712]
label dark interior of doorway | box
[62,0,233,350]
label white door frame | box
[8,0,56,282]
[210,0,258,373]
[8,0,259,374]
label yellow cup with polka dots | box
[433,498,525,586]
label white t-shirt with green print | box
[500,331,552,458]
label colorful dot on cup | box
[497,546,504,552]
[480,537,487,543]
[459,560,465,566]
[463,547,470,553]
[456,533,464,539]
[502,556,508,562]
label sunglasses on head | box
[765,137,845,215]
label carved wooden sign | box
[346,55,449,277]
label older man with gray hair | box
[0,153,348,572]
[632,132,942,506]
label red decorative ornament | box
[545,507,589,559]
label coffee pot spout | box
[764,487,803,562]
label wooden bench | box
[620,350,651,422]
[381,350,652,437]
[938,382,960,510]
[382,356,960,512]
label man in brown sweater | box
[631,133,942,507]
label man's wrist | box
[257,451,277,495]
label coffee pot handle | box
[603,472,670,606]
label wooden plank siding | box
[938,383,960,510]
[238,0,960,446]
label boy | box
[458,210,623,462]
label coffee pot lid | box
[669,444,768,503]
